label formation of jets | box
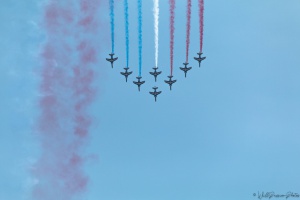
[106,52,206,102]
[194,52,206,67]
[179,62,192,78]
[164,75,177,91]
[120,67,132,82]
[106,53,118,68]
[149,87,162,102]
[149,67,162,82]
[133,76,145,91]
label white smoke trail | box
[153,0,159,67]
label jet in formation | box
[106,53,118,68]
[120,67,132,82]
[194,52,206,67]
[149,87,162,102]
[149,67,162,82]
[133,76,145,91]
[164,75,177,90]
[179,62,192,78]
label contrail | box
[138,0,142,76]
[185,0,191,63]
[124,0,129,67]
[32,1,102,199]
[153,0,159,68]
[109,0,115,53]
[199,0,204,52]
[169,0,175,75]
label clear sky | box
[1,0,300,200]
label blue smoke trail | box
[109,0,115,53]
[138,0,142,76]
[124,0,129,67]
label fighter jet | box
[164,75,177,90]
[106,53,118,68]
[194,52,206,67]
[133,76,145,91]
[149,67,162,82]
[179,62,192,78]
[149,87,162,102]
[120,67,132,82]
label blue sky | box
[1,0,300,200]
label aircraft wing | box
[149,92,155,95]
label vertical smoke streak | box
[153,0,159,68]
[109,0,115,53]
[199,0,204,52]
[32,0,102,199]
[124,0,129,67]
[185,0,191,63]
[169,0,175,75]
[137,0,142,76]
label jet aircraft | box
[149,87,162,102]
[106,53,118,68]
[194,52,206,67]
[164,75,177,90]
[133,76,145,91]
[179,62,192,78]
[120,67,132,82]
[149,67,162,82]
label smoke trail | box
[32,1,102,199]
[199,0,204,52]
[124,0,129,67]
[138,0,142,76]
[185,0,191,63]
[153,0,159,68]
[109,0,115,53]
[169,0,175,76]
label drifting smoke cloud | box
[32,0,102,199]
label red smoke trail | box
[199,0,204,52]
[32,1,102,199]
[185,0,191,63]
[169,0,175,76]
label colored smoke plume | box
[109,0,115,53]
[169,0,175,75]
[153,0,159,67]
[199,0,204,52]
[185,0,191,63]
[124,0,129,67]
[138,0,142,76]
